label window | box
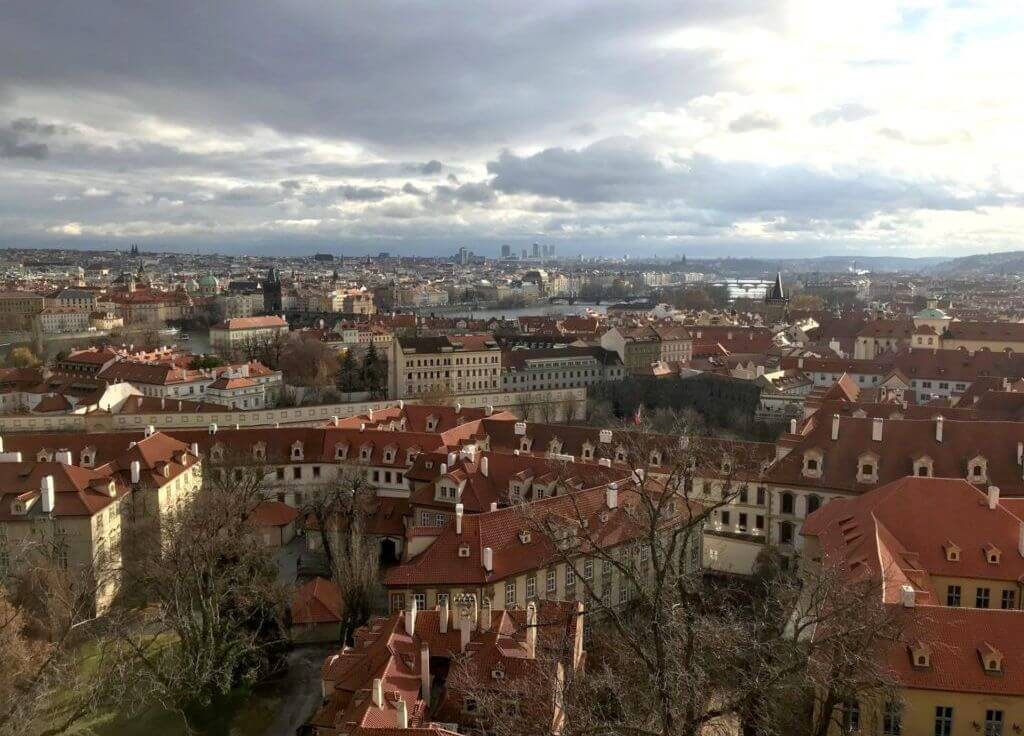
[276,468,285,480]
[780,493,794,514]
[757,487,766,505]
[565,565,576,590]
[779,522,794,544]
[806,495,821,515]
[526,574,536,599]
[720,511,731,527]
[583,558,593,579]
[505,580,517,607]
[412,593,426,610]
[934,707,953,736]
[946,585,961,607]
[755,515,765,530]
[842,701,860,733]
[390,593,405,612]
[882,702,902,735]
[546,568,556,595]
[1002,589,1016,610]
[292,467,301,480]
[738,512,747,530]
[312,466,321,479]
[976,587,991,608]
[985,709,1003,736]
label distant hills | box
[924,251,1024,276]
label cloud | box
[335,185,394,202]
[727,111,780,133]
[810,104,876,126]
[416,160,444,175]
[0,121,49,159]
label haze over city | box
[2,0,1023,257]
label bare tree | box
[302,469,382,641]
[464,425,900,736]
[110,452,288,732]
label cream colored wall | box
[841,689,1024,736]
[930,574,1021,609]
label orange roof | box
[291,577,343,625]
[247,500,299,527]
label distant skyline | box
[2,1,1023,257]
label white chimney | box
[988,486,1001,510]
[40,475,55,514]
[1018,522,1024,558]
[1018,442,1023,466]
[395,699,408,729]
[871,417,884,442]
[372,678,383,708]
[0,436,4,452]
[831,414,840,441]
[490,502,498,512]
[459,613,471,653]
[484,404,493,416]
[447,451,457,466]
[525,602,537,659]
[790,418,797,434]
[483,546,493,572]
[798,357,804,369]
[190,442,199,457]
[935,415,944,443]
[606,482,618,509]
[454,402,462,414]
[900,584,916,608]
[55,449,72,465]
[145,424,155,437]
[130,460,141,485]
[455,503,464,534]
[332,415,339,426]
[420,643,431,703]
[599,429,612,443]
[439,597,450,634]
[209,423,218,435]
[514,422,527,436]
[439,462,447,475]
[480,597,492,633]
[480,456,489,477]
[405,597,418,636]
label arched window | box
[806,495,822,516]
[780,492,795,515]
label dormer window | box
[856,452,879,484]
[909,641,931,669]
[615,446,627,463]
[650,450,663,466]
[210,444,224,463]
[406,447,419,464]
[985,544,1001,564]
[914,456,933,477]
[80,447,96,468]
[944,541,961,562]
[383,446,396,463]
[252,442,266,461]
[36,449,53,462]
[520,437,533,452]
[802,449,824,479]
[334,443,349,460]
[425,414,438,432]
[458,544,471,558]
[968,455,988,483]
[581,442,594,460]
[290,441,304,461]
[360,445,372,462]
[980,643,1003,674]
[548,438,563,455]
[518,530,531,544]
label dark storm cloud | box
[0,119,53,159]
[0,0,778,150]
[487,137,985,219]
[335,185,394,202]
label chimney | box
[439,462,447,475]
[798,357,804,369]
[439,597,449,634]
[459,612,471,653]
[480,597,492,632]
[900,584,916,608]
[489,502,498,512]
[480,456,489,477]
[606,482,618,509]
[1018,522,1024,558]
[420,643,431,703]
[447,451,457,466]
[395,699,408,729]
[871,417,883,442]
[831,414,840,441]
[190,442,199,457]
[55,449,72,465]
[0,436,4,452]
[40,475,55,514]
[209,422,218,435]
[455,503,464,534]
[332,415,339,426]
[372,678,383,708]
[790,418,797,434]
[405,597,418,636]
[514,421,527,435]
[525,602,537,659]
[1018,442,1023,466]
[130,460,141,485]
[455,402,462,414]
[145,424,155,437]
[935,415,944,443]
[988,486,1001,510]
[485,404,493,416]
[483,546,493,573]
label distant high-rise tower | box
[501,244,512,259]
[458,246,469,265]
[532,242,540,259]
[263,267,283,313]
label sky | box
[1,0,1023,258]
